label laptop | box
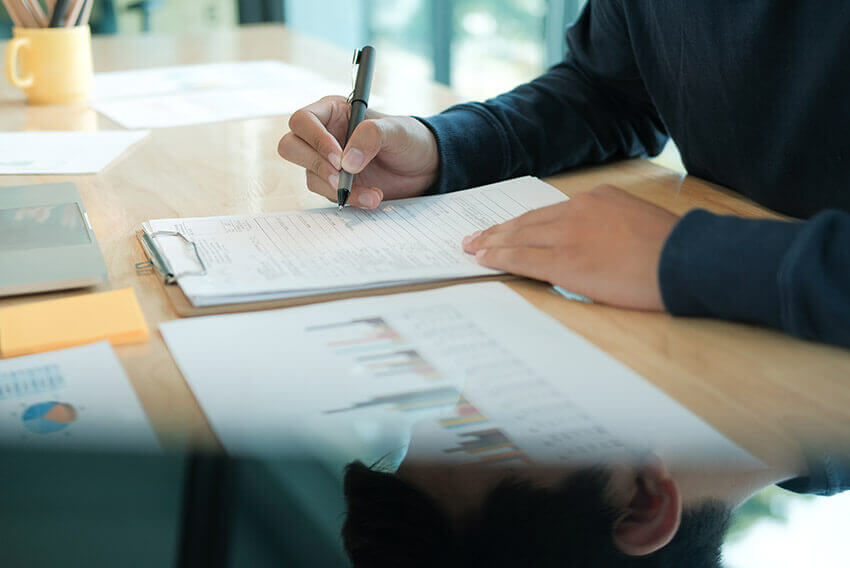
[0,183,108,297]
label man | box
[278,1,850,347]
[340,448,849,567]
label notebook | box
[139,176,567,308]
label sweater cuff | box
[415,104,510,195]
[778,452,850,496]
[659,210,803,329]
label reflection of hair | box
[342,461,730,568]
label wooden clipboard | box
[136,230,516,317]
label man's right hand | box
[278,96,440,209]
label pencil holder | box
[4,26,93,105]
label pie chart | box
[22,402,78,434]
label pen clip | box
[348,48,361,104]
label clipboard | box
[135,229,516,317]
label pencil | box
[64,0,83,26]
[24,0,48,27]
[77,0,92,25]
[2,0,23,27]
[12,0,38,27]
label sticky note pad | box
[0,287,149,358]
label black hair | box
[342,461,731,568]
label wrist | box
[409,116,440,191]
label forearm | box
[660,209,850,347]
[418,0,668,194]
[418,63,667,193]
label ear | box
[612,461,682,556]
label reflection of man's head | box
[341,459,731,567]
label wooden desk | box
[1,25,848,468]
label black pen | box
[49,0,70,27]
[337,46,376,210]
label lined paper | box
[143,176,567,306]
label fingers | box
[340,118,398,174]
[462,221,563,253]
[473,247,555,282]
[461,201,569,253]
[479,202,567,237]
[286,96,347,168]
[278,133,338,186]
[305,171,384,209]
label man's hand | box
[462,185,679,311]
[278,96,440,209]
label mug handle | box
[5,37,34,89]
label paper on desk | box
[0,341,159,451]
[92,60,352,128]
[0,130,149,174]
[160,282,763,471]
[143,176,567,306]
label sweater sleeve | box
[659,209,850,348]
[417,0,668,194]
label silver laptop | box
[0,183,108,297]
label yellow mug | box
[4,26,93,105]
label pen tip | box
[337,204,344,211]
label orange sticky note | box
[0,287,149,358]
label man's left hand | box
[462,184,680,311]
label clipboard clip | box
[139,230,207,285]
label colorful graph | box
[438,396,489,429]
[307,317,443,381]
[0,365,65,401]
[443,427,530,464]
[22,401,77,435]
[324,386,460,415]
[357,349,441,380]
[307,317,403,349]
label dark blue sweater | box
[420,0,850,348]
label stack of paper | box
[142,176,568,307]
[0,131,149,174]
[92,60,352,128]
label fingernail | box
[475,249,488,263]
[328,153,341,169]
[342,148,364,172]
[358,190,378,208]
[329,173,339,188]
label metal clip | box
[145,230,208,284]
[347,48,361,104]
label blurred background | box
[1,0,580,100]
[0,0,684,167]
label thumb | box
[340,118,398,174]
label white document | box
[0,130,149,174]
[160,282,762,471]
[143,176,567,306]
[0,342,159,451]
[92,60,351,128]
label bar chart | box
[306,316,443,381]
[442,427,530,464]
[0,365,65,401]
[438,396,489,429]
[324,385,461,415]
